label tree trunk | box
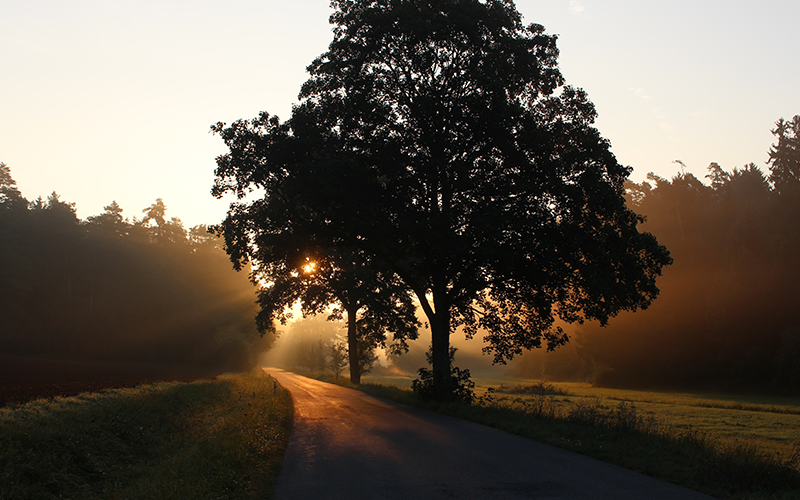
[346,303,361,385]
[429,280,451,399]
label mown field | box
[0,369,293,500]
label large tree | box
[212,0,671,399]
[211,119,420,384]
[255,241,419,385]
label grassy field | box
[346,372,800,499]
[541,382,800,461]
[363,373,800,464]
[0,369,293,500]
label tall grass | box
[493,381,570,396]
[351,381,800,500]
[0,369,293,500]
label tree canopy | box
[251,238,420,384]
[213,0,671,399]
[0,165,268,375]
[211,117,421,385]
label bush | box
[412,347,475,403]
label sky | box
[2,0,798,228]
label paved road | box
[268,369,714,499]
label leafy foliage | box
[210,114,421,384]
[212,0,670,399]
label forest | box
[0,164,271,383]
[3,112,799,396]
[512,117,800,393]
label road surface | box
[267,369,714,499]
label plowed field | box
[0,354,213,406]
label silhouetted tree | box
[768,115,800,194]
[210,188,420,384]
[212,0,671,400]
[266,248,418,384]
[0,163,27,210]
[328,337,348,381]
[0,164,31,338]
[86,201,127,238]
[140,198,188,246]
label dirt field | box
[0,354,215,406]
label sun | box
[302,261,317,274]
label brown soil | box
[0,354,216,406]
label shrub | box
[412,347,475,403]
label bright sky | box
[3,0,798,228]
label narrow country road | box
[268,369,714,500]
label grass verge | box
[301,371,800,500]
[0,368,293,500]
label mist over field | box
[261,161,800,395]
[0,169,273,402]
[502,165,800,393]
[4,152,800,397]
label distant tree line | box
[513,116,800,393]
[263,315,376,381]
[0,165,270,374]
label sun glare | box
[303,261,317,274]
